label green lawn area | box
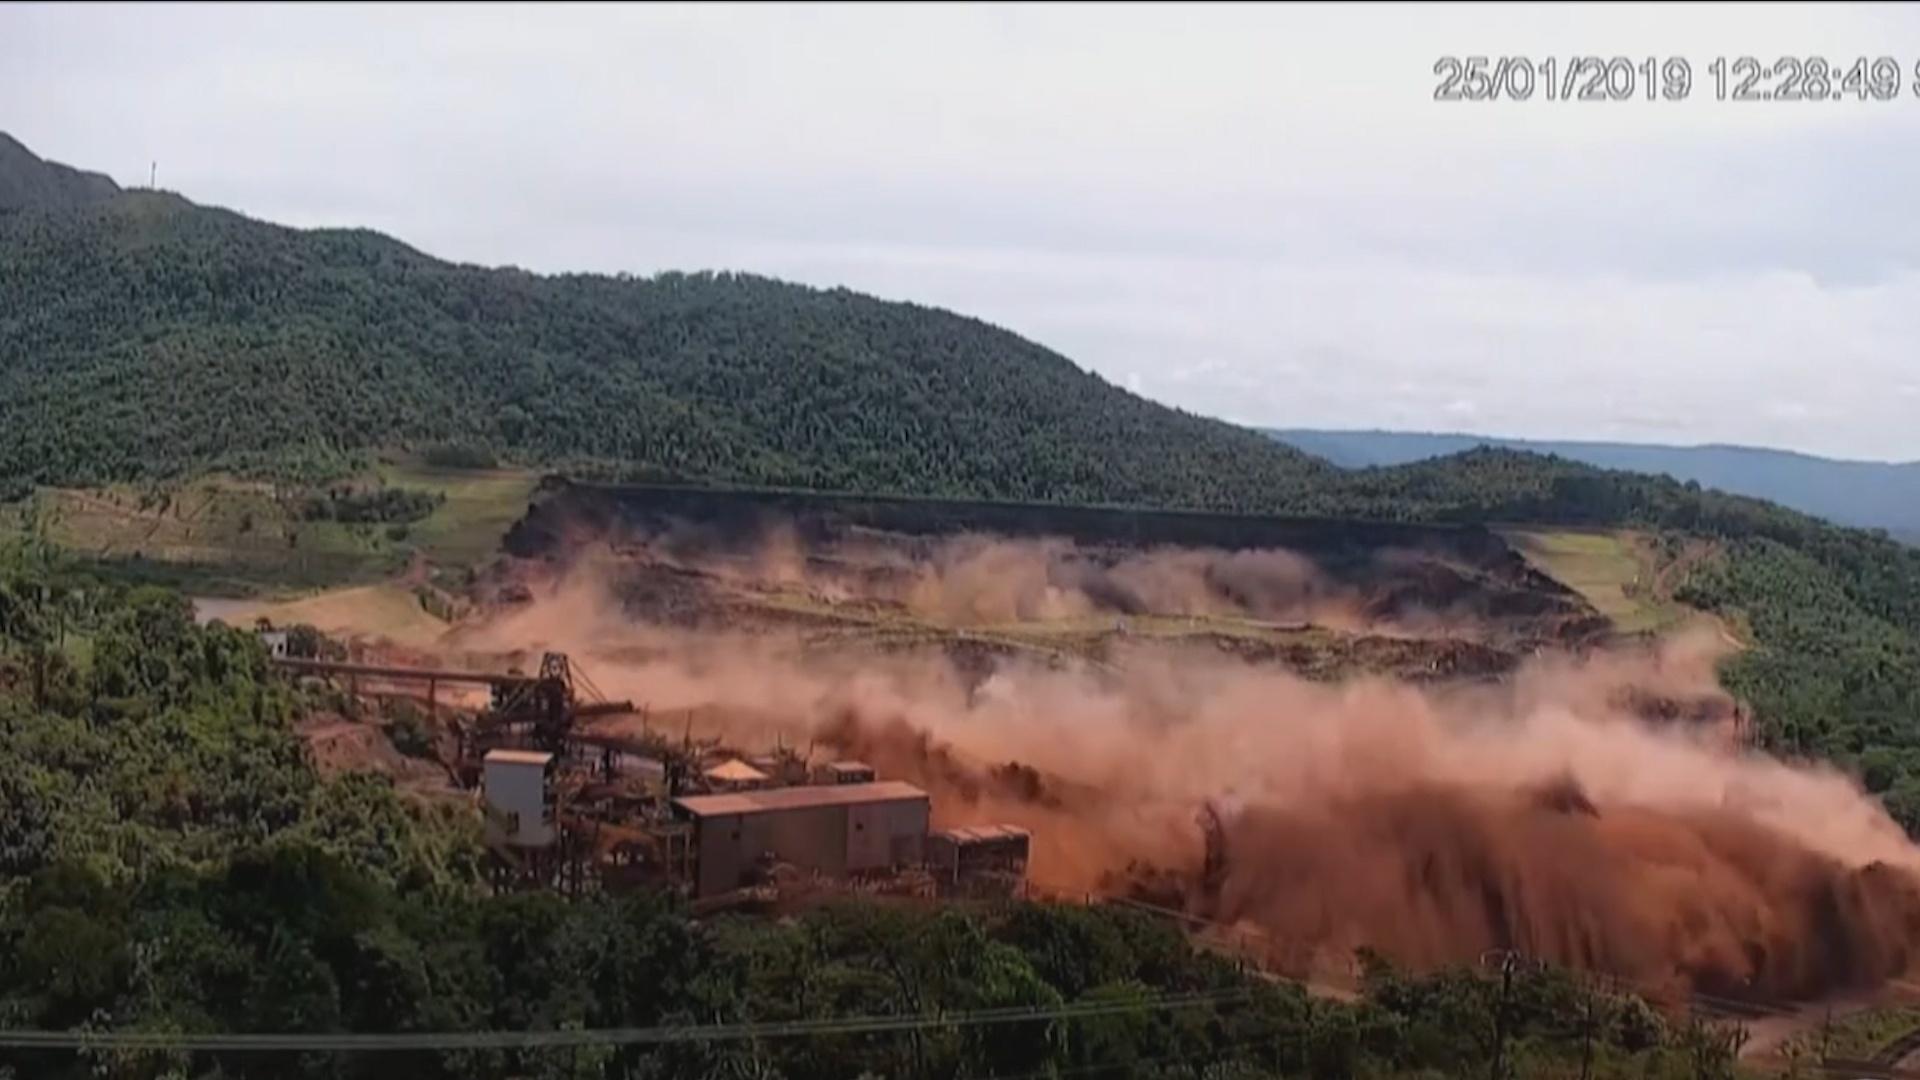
[1500,528,1689,635]
[29,481,410,591]
[379,464,541,567]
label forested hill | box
[1272,427,1920,541]
[0,133,120,212]
[0,135,1331,507]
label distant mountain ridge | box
[1269,429,1920,540]
[0,132,120,212]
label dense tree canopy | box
[0,194,1334,508]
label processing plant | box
[274,648,1030,907]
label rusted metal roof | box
[934,824,1032,844]
[704,758,770,783]
[675,780,928,818]
[484,749,553,767]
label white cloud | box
[5,1,1920,460]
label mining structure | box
[274,650,1030,907]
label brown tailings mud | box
[439,541,1920,1001]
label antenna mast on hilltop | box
[149,161,157,189]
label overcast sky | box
[8,3,1920,461]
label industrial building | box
[816,760,877,785]
[704,758,772,791]
[673,780,931,898]
[277,650,1026,903]
[928,824,1032,896]
[483,749,557,846]
[258,629,291,659]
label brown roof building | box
[673,781,931,897]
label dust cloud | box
[608,524,1362,626]
[445,551,1920,1000]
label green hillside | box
[0,132,120,213]
[0,181,1331,509]
[1272,427,1920,540]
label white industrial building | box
[483,749,556,847]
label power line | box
[997,1029,1307,1080]
[995,1006,1416,1080]
[0,988,1259,1053]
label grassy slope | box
[380,464,541,567]
[1499,528,1692,635]
[0,464,540,595]
[202,584,452,647]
